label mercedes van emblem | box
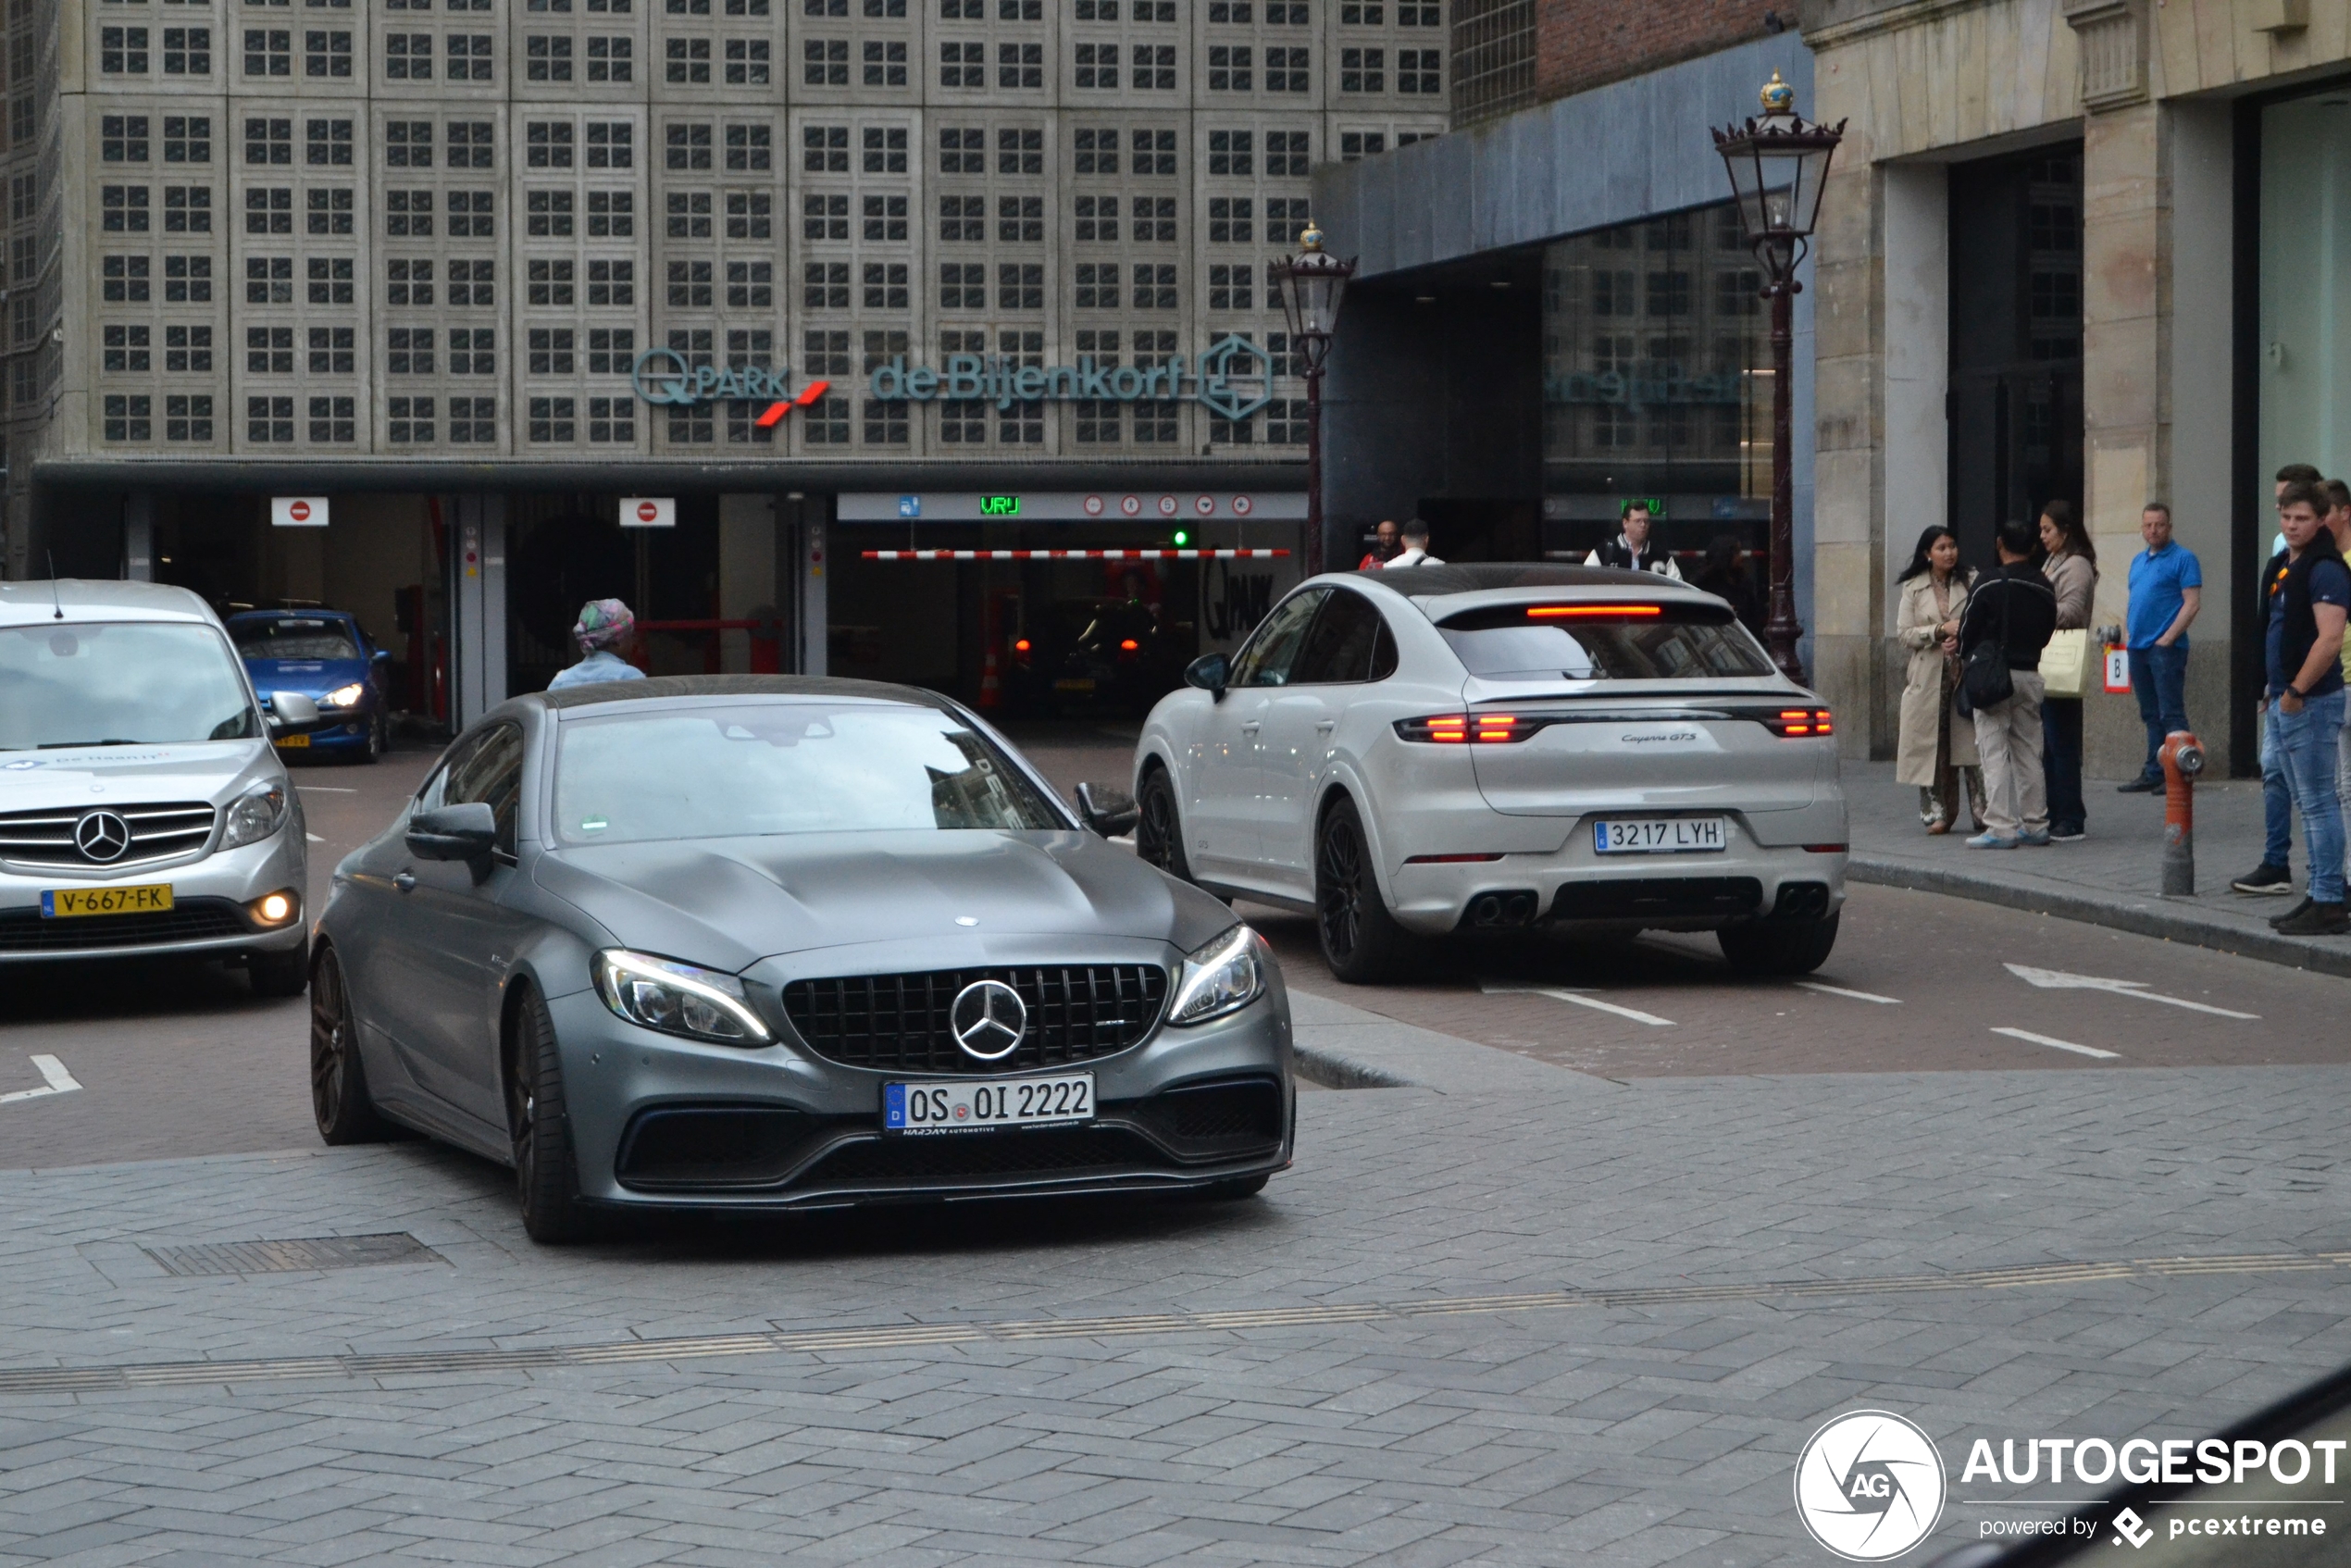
[74,810,131,863]
[949,979,1026,1062]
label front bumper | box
[0,830,309,963]
[274,716,374,754]
[1387,811,1847,936]
[547,970,1296,1213]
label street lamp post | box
[1270,223,1356,577]
[1712,70,1844,685]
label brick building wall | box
[1534,0,1782,103]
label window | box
[667,191,714,238]
[862,39,906,85]
[1267,1,1310,19]
[528,397,576,442]
[164,117,211,163]
[665,35,709,81]
[104,325,152,374]
[388,327,434,374]
[1132,195,1176,242]
[247,326,294,373]
[103,186,152,233]
[528,189,575,236]
[726,123,771,170]
[1265,396,1309,443]
[724,192,768,239]
[308,396,356,442]
[995,262,1042,309]
[243,27,289,74]
[447,396,494,442]
[938,126,982,173]
[307,257,355,304]
[1207,44,1249,91]
[165,395,215,443]
[306,186,353,234]
[449,259,496,305]
[1132,128,1176,174]
[586,35,631,80]
[1210,410,1254,444]
[165,325,213,374]
[1265,195,1310,243]
[864,193,909,242]
[1339,131,1384,160]
[303,28,351,75]
[388,396,434,443]
[587,122,632,168]
[307,326,355,373]
[381,189,432,240]
[1208,196,1250,243]
[939,40,982,88]
[449,327,495,372]
[105,395,154,442]
[802,194,843,240]
[998,40,1041,87]
[1075,42,1115,89]
[862,261,908,308]
[305,118,353,166]
[528,327,575,373]
[723,37,768,83]
[939,398,984,443]
[587,327,636,373]
[448,120,495,168]
[804,124,850,171]
[1646,269,1691,316]
[1340,0,1381,16]
[163,255,211,302]
[1131,43,1174,88]
[387,120,432,168]
[1208,0,1252,16]
[1074,194,1115,243]
[588,397,633,442]
[996,194,1040,243]
[1398,46,1438,93]
[1133,263,1176,309]
[1075,395,1120,442]
[939,0,980,12]
[529,258,577,305]
[803,330,852,377]
[666,259,712,306]
[802,261,848,308]
[527,33,572,79]
[103,255,152,304]
[723,260,768,306]
[862,125,908,172]
[1208,130,1251,177]
[527,121,575,168]
[937,194,981,241]
[939,262,984,310]
[105,116,153,163]
[862,397,906,445]
[1208,263,1252,311]
[243,118,290,168]
[1073,128,1117,175]
[1340,45,1382,92]
[861,328,909,371]
[802,37,845,84]
[1073,261,1117,308]
[1266,131,1310,176]
[446,32,492,78]
[388,258,436,306]
[247,395,294,443]
[163,26,209,73]
[1264,45,1307,92]
[245,255,292,303]
[386,31,431,77]
[449,191,494,236]
[803,391,850,443]
[666,122,712,169]
[997,127,1041,174]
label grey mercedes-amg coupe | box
[309,676,1294,1241]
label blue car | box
[228,609,393,764]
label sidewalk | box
[1843,758,2351,977]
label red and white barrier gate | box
[861,548,1291,561]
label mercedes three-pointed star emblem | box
[73,810,131,864]
[949,979,1027,1062]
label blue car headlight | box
[1166,925,1265,1027]
[593,949,773,1045]
[322,683,367,708]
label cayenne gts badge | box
[74,810,132,863]
[950,979,1026,1062]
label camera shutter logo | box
[74,810,132,864]
[950,980,1026,1062]
[1793,1411,1947,1561]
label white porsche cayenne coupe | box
[1128,564,1848,983]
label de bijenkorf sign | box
[869,337,1273,419]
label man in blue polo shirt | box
[2261,482,2350,936]
[2118,503,2202,792]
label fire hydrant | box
[2159,730,2206,896]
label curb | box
[1847,854,2351,979]
[1291,1041,1416,1089]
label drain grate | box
[142,1233,444,1278]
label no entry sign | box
[620,497,676,529]
[271,496,329,528]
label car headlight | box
[321,683,367,708]
[219,783,289,849]
[1167,924,1264,1027]
[593,949,773,1046]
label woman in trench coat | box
[1895,525,1984,833]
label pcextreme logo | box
[1794,1411,1947,1561]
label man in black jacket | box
[1957,520,2059,848]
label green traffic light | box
[1173,529,1190,547]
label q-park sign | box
[868,337,1273,421]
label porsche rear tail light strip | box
[1394,714,1542,744]
[1397,705,1835,742]
[1524,604,1664,618]
[1759,707,1835,738]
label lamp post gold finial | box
[1760,69,1795,116]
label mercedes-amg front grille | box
[781,964,1168,1074]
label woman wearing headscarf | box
[2037,500,2098,841]
[547,598,648,690]
[1894,526,1984,834]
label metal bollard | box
[2159,729,2205,896]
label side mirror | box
[267,691,320,730]
[406,801,497,862]
[1184,653,1229,694]
[372,647,393,664]
[1075,782,1139,839]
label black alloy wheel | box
[363,708,386,764]
[1314,796,1421,985]
[1136,767,1194,883]
[310,946,389,1143]
[508,985,591,1244]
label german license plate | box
[1594,816,1727,854]
[42,883,174,918]
[274,732,310,749]
[883,1073,1093,1135]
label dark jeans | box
[2129,643,2190,780]
[2041,697,2084,833]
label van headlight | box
[219,783,289,849]
[593,949,773,1045]
[1167,925,1264,1027]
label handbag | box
[1958,579,2014,716]
[2040,628,2091,699]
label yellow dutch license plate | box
[274,732,311,749]
[1054,678,1097,693]
[42,884,174,919]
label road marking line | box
[2004,963,2258,1019]
[1479,979,1674,1027]
[1795,980,1902,1004]
[1990,1027,2120,1061]
[0,1055,81,1105]
[305,833,326,842]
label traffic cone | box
[979,643,1001,709]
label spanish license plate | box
[42,883,174,918]
[274,732,310,749]
[1594,816,1727,854]
[883,1073,1094,1135]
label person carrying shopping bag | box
[1894,527,1985,835]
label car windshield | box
[0,622,259,750]
[234,619,361,661]
[553,702,1064,845]
[1437,604,1775,680]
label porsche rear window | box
[1437,604,1773,680]
[552,702,1063,843]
